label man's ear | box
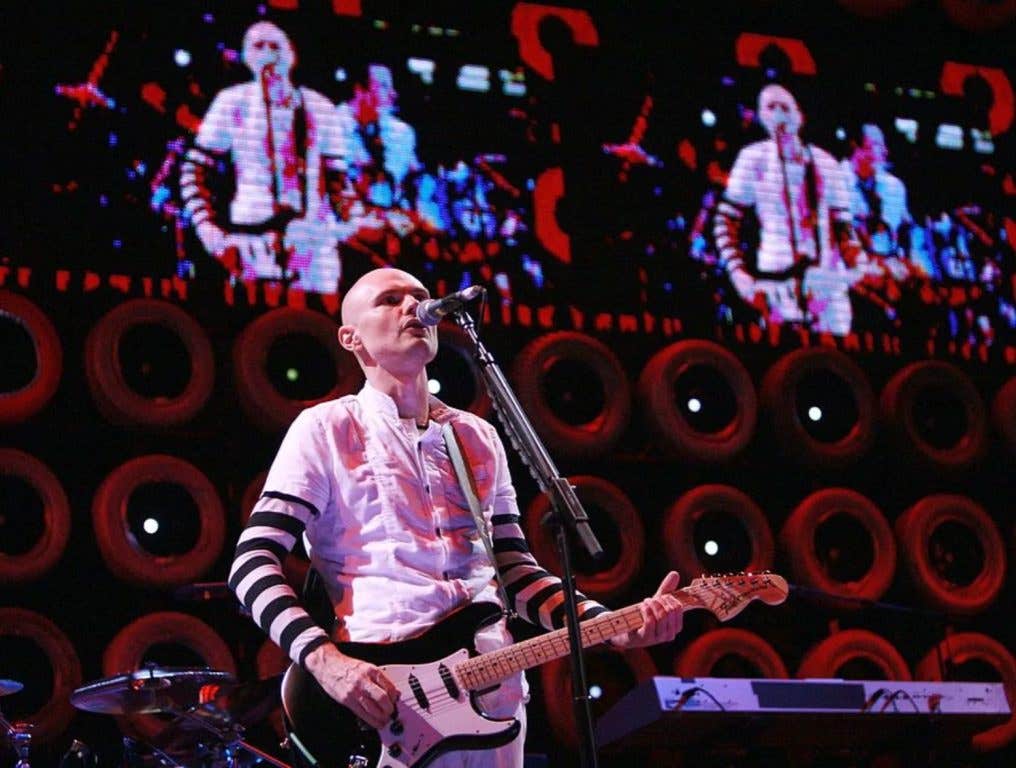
[338,325,359,352]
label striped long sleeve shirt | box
[228,384,605,666]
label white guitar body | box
[282,574,788,768]
[372,650,519,768]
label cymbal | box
[0,679,23,697]
[71,667,235,715]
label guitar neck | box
[454,586,715,692]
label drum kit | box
[1,668,291,768]
[1,679,31,768]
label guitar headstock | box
[682,572,789,622]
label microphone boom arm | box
[452,305,603,768]
[452,313,602,557]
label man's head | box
[339,268,437,378]
[242,22,296,80]
[853,123,889,174]
[757,84,802,138]
[367,64,397,115]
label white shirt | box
[725,139,852,273]
[196,82,348,225]
[262,383,510,644]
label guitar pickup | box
[439,664,460,699]
[408,673,429,710]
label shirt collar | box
[357,381,454,425]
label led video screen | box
[4,1,1013,360]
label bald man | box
[181,21,350,292]
[714,84,859,334]
[229,268,683,767]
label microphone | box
[416,285,485,326]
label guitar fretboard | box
[454,581,739,692]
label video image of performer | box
[713,83,863,335]
[180,21,348,293]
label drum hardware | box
[1,679,32,768]
[72,667,291,768]
[58,739,98,768]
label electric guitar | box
[281,572,788,768]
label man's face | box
[242,22,295,79]
[368,65,397,114]
[758,85,802,138]
[340,269,438,376]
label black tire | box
[760,347,875,468]
[895,494,1006,616]
[92,455,225,588]
[84,299,214,427]
[0,290,62,426]
[0,449,71,583]
[511,331,631,459]
[0,608,81,743]
[779,488,895,609]
[662,484,774,582]
[638,340,757,463]
[233,307,363,433]
[880,361,987,471]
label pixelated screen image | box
[3,1,1013,356]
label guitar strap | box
[442,422,517,620]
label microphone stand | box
[774,126,811,323]
[453,303,603,768]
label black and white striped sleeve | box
[228,494,330,667]
[492,511,607,630]
[179,145,222,230]
[714,197,748,277]
[486,426,607,630]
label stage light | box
[701,108,717,127]
[126,483,200,557]
[174,49,192,67]
[674,364,738,435]
[408,58,434,85]
[428,378,441,395]
[499,69,526,97]
[971,128,994,154]
[793,369,859,444]
[457,64,490,93]
[334,67,347,82]
[694,510,752,573]
[935,123,964,150]
[895,117,919,143]
[835,127,846,140]
[589,685,603,700]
